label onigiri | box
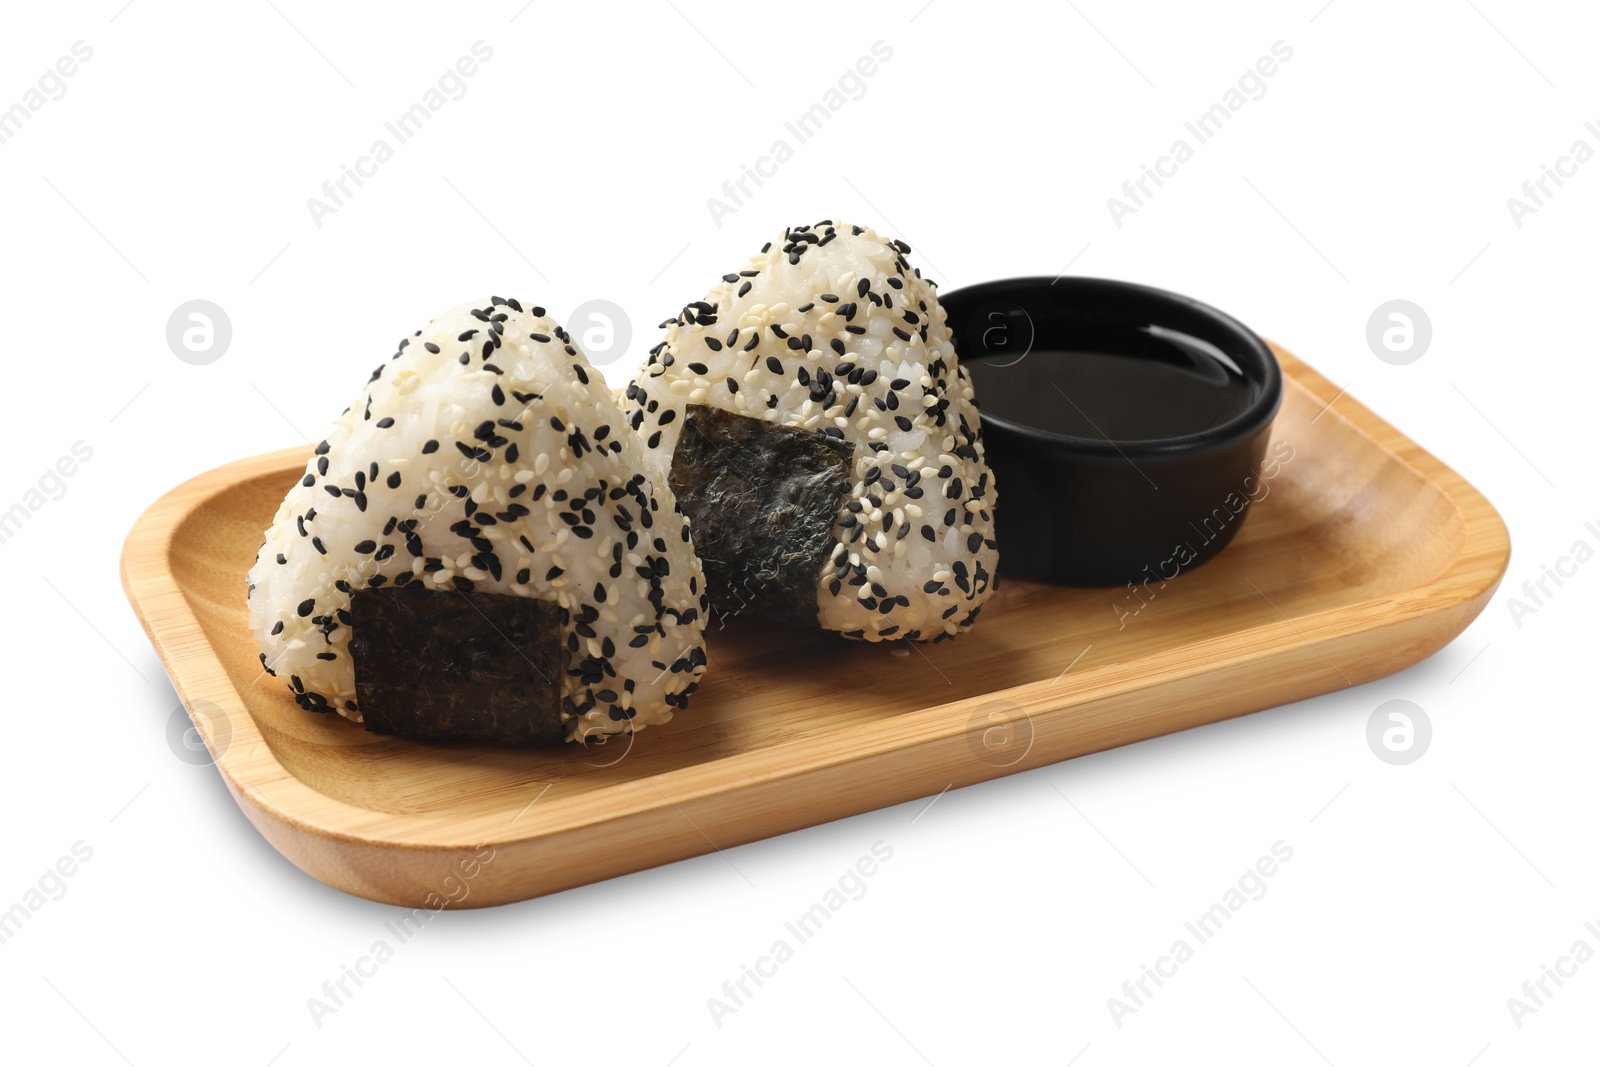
[248,297,709,743]
[624,221,998,642]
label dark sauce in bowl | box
[965,324,1256,443]
[941,277,1283,586]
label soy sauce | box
[965,323,1255,442]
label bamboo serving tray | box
[121,346,1509,908]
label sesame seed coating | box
[625,221,998,642]
[248,297,709,740]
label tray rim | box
[121,345,1511,902]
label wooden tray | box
[121,346,1509,908]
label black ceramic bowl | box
[942,277,1282,586]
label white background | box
[1,1,1594,1064]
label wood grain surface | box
[120,346,1510,907]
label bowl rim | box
[942,275,1284,459]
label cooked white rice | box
[247,297,708,741]
[625,221,998,641]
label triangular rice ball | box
[625,221,998,642]
[248,297,708,742]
